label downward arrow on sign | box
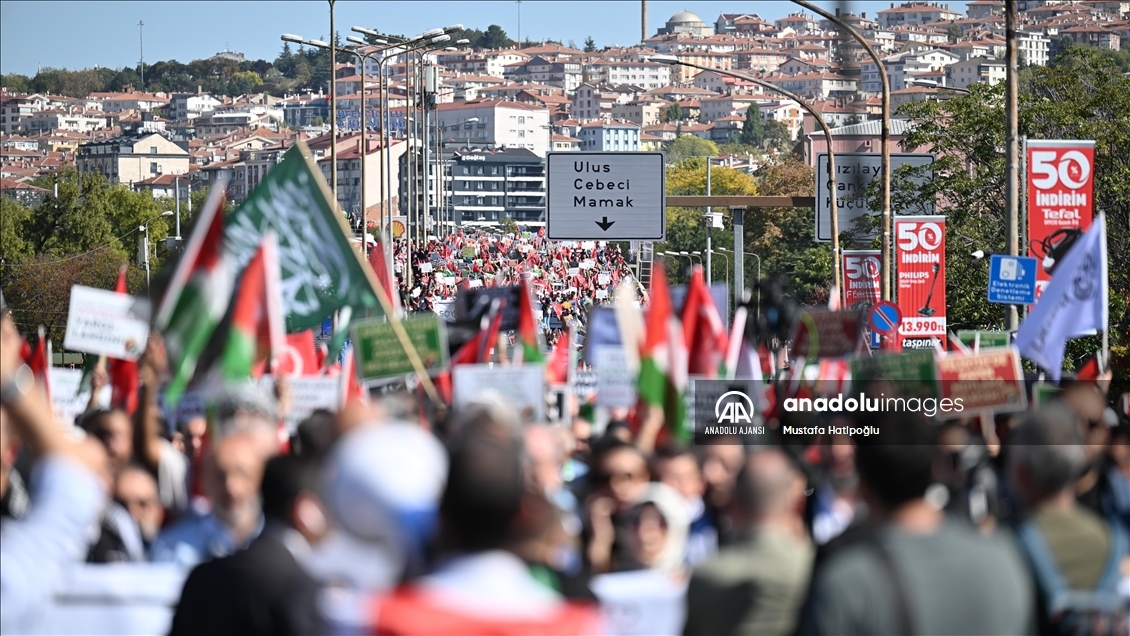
[595,216,615,231]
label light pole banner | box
[895,216,947,350]
[842,250,881,310]
[1026,140,1095,302]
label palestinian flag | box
[681,266,727,378]
[108,266,139,415]
[637,261,689,442]
[218,232,284,381]
[514,279,544,364]
[156,174,232,406]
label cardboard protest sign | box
[789,309,865,360]
[935,347,1027,415]
[351,315,447,381]
[259,375,341,431]
[432,299,457,322]
[419,262,433,273]
[49,367,110,428]
[594,346,637,408]
[456,285,524,330]
[453,364,545,422]
[64,285,151,360]
[583,307,623,364]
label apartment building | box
[435,99,550,157]
[877,2,964,28]
[577,121,641,152]
[77,131,190,185]
[946,56,1007,89]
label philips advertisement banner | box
[1026,140,1095,301]
[895,216,947,350]
[842,250,882,310]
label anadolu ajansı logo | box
[715,390,756,425]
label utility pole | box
[1005,0,1020,332]
[517,0,522,48]
[138,20,145,90]
[706,157,712,286]
[329,0,338,208]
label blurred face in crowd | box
[1110,429,1130,471]
[525,425,564,495]
[204,435,265,527]
[598,446,649,509]
[182,416,207,460]
[702,443,746,508]
[218,411,278,458]
[115,466,163,542]
[656,453,705,502]
[90,410,134,475]
[631,503,669,568]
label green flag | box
[223,142,384,332]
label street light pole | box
[789,0,890,302]
[329,0,337,209]
[649,56,841,305]
[1005,0,1020,332]
[141,211,173,299]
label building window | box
[150,146,158,154]
[518,116,525,124]
[150,162,158,173]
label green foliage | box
[500,216,518,234]
[479,25,514,50]
[584,36,597,53]
[946,23,963,44]
[884,45,1129,382]
[740,103,764,147]
[662,102,683,124]
[762,119,792,153]
[665,135,718,163]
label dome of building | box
[669,10,704,24]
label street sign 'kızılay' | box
[815,153,934,243]
[546,152,665,241]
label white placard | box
[581,259,595,270]
[469,279,483,288]
[594,346,636,408]
[433,299,457,322]
[453,364,545,422]
[568,268,580,277]
[259,375,341,431]
[582,241,596,250]
[591,570,688,636]
[596,289,609,299]
[419,262,433,273]
[64,285,151,360]
[49,367,110,427]
[598,274,611,285]
[546,152,666,241]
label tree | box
[762,119,792,153]
[946,23,963,43]
[666,135,718,163]
[666,157,758,196]
[229,70,263,95]
[584,36,597,53]
[500,216,518,234]
[1,73,31,93]
[479,25,513,49]
[663,102,683,124]
[882,45,1129,384]
[739,103,764,147]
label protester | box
[798,412,1035,635]
[114,463,164,553]
[0,309,109,633]
[370,417,601,634]
[698,441,747,546]
[586,439,651,573]
[684,448,813,636]
[1008,402,1129,634]
[151,433,266,566]
[652,445,717,567]
[169,454,326,635]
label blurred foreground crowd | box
[1,307,1128,635]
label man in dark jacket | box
[170,454,327,635]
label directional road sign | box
[869,301,902,335]
[546,152,665,241]
[815,153,934,242]
[987,254,1037,305]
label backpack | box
[1016,515,1129,636]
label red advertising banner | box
[789,309,865,360]
[842,250,882,310]
[936,347,1027,415]
[1026,140,1095,302]
[895,216,946,350]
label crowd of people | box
[391,229,635,344]
[2,296,1129,634]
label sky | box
[1,1,970,77]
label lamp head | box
[281,34,304,43]
[308,39,329,47]
[649,54,679,65]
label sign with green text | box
[849,349,939,399]
[224,142,383,331]
[351,315,447,381]
[956,330,1010,350]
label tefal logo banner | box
[895,216,946,350]
[842,250,881,310]
[1027,140,1095,301]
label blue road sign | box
[870,328,882,349]
[869,301,901,335]
[987,255,1038,305]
